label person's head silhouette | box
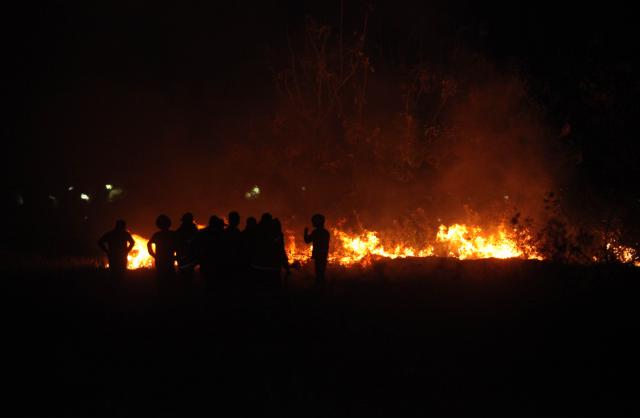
[156,214,172,230]
[246,216,257,229]
[213,216,225,231]
[209,215,220,227]
[311,214,325,228]
[181,212,194,224]
[115,219,127,231]
[228,211,240,228]
[260,213,273,225]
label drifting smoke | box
[430,72,561,222]
[248,51,567,233]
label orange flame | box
[125,223,543,270]
[435,224,537,260]
[126,224,206,270]
[329,228,434,266]
[127,234,154,269]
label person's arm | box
[303,227,313,244]
[98,234,109,253]
[147,236,156,258]
[126,234,135,254]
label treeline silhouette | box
[98,212,330,287]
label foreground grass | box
[4,259,640,417]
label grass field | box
[5,259,640,417]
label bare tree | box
[275,2,372,163]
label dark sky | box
[2,0,639,198]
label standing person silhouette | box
[242,216,258,270]
[98,219,135,277]
[250,213,283,287]
[175,212,198,281]
[304,214,330,284]
[193,215,225,288]
[222,211,243,282]
[147,215,176,280]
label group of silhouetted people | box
[98,212,330,288]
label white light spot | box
[245,185,261,200]
[48,195,56,201]
[80,193,90,201]
[68,186,74,191]
[504,195,510,200]
[105,184,113,190]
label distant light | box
[107,187,124,202]
[245,185,261,200]
[105,184,113,190]
[301,186,306,192]
[48,195,57,201]
[80,193,90,201]
[504,195,510,200]
[68,186,74,191]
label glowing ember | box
[607,242,640,267]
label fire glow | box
[127,234,155,269]
[125,223,543,270]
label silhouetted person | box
[175,212,198,280]
[250,213,273,282]
[242,216,258,268]
[148,214,176,279]
[222,211,243,281]
[98,219,135,277]
[244,216,257,230]
[304,214,330,283]
[250,213,289,288]
[194,215,225,285]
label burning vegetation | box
[123,221,638,271]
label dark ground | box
[4,259,640,417]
